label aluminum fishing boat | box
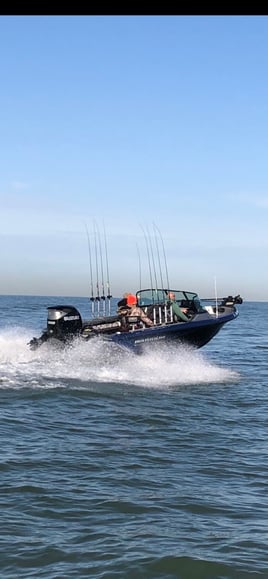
[29,289,242,353]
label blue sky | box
[0,15,267,300]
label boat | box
[28,222,243,353]
[28,289,243,353]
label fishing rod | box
[85,223,95,315]
[146,224,158,295]
[153,223,170,291]
[103,220,112,316]
[95,221,106,316]
[140,224,154,303]
[136,243,142,291]
[93,220,100,316]
[153,222,165,295]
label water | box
[0,295,267,578]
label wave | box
[0,326,240,390]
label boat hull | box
[105,310,237,352]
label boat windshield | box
[136,289,205,312]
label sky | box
[0,15,268,300]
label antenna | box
[214,276,218,318]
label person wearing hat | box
[117,292,154,327]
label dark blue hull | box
[106,310,238,352]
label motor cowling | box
[221,295,243,306]
[46,305,83,340]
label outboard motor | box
[234,294,243,305]
[46,305,83,340]
[29,305,83,350]
[221,294,243,306]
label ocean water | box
[0,295,267,578]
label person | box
[117,292,154,327]
[117,292,129,310]
[167,292,189,322]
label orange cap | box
[127,294,137,306]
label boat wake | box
[0,326,240,390]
